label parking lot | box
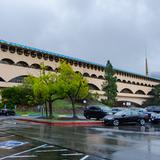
[0,119,103,160]
[1,119,160,160]
[0,133,97,160]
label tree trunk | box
[71,98,77,119]
[44,101,48,118]
[48,100,53,119]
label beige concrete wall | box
[90,90,152,105]
[0,43,159,106]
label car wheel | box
[113,120,119,126]
[139,119,145,126]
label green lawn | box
[16,99,103,116]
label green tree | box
[102,60,117,106]
[57,62,89,118]
[1,84,41,108]
[143,84,160,106]
[26,63,64,118]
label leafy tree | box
[26,63,65,118]
[102,60,117,106]
[0,84,41,108]
[57,62,89,118]
[143,84,160,106]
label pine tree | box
[102,60,117,106]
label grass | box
[16,99,103,117]
[53,99,81,109]
[16,110,41,116]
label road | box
[0,118,160,160]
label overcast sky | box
[0,0,160,77]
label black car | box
[104,109,149,126]
[84,105,112,120]
[133,108,152,121]
[0,109,16,116]
[150,112,160,123]
[146,106,160,113]
[111,107,126,114]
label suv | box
[0,109,16,116]
[84,105,112,120]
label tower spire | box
[145,48,149,76]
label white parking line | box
[0,144,47,160]
[9,155,37,158]
[36,149,68,153]
[80,155,89,160]
[42,145,55,148]
[61,153,84,156]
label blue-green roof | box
[0,39,104,67]
[0,39,159,81]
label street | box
[0,118,160,160]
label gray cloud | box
[0,0,160,77]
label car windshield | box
[115,109,129,116]
[100,106,111,112]
[101,107,112,112]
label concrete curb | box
[16,118,104,126]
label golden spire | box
[145,48,149,76]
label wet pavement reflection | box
[1,120,160,160]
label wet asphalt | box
[0,118,160,160]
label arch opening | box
[127,81,131,84]
[31,63,41,69]
[8,75,28,83]
[16,61,29,67]
[1,58,14,65]
[120,88,133,94]
[1,45,8,52]
[75,71,82,75]
[0,77,5,82]
[98,75,104,80]
[132,81,136,84]
[45,66,54,71]
[135,90,145,95]
[88,83,100,91]
[91,74,97,78]
[117,79,122,82]
[83,73,90,77]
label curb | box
[16,118,104,126]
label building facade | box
[0,40,159,106]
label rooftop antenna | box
[145,47,149,77]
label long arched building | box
[0,40,159,106]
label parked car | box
[0,109,16,116]
[150,112,160,123]
[132,108,152,121]
[84,105,112,120]
[146,106,160,113]
[104,109,149,126]
[111,107,126,114]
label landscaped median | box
[15,117,104,126]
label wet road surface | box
[0,120,104,160]
[1,119,160,160]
